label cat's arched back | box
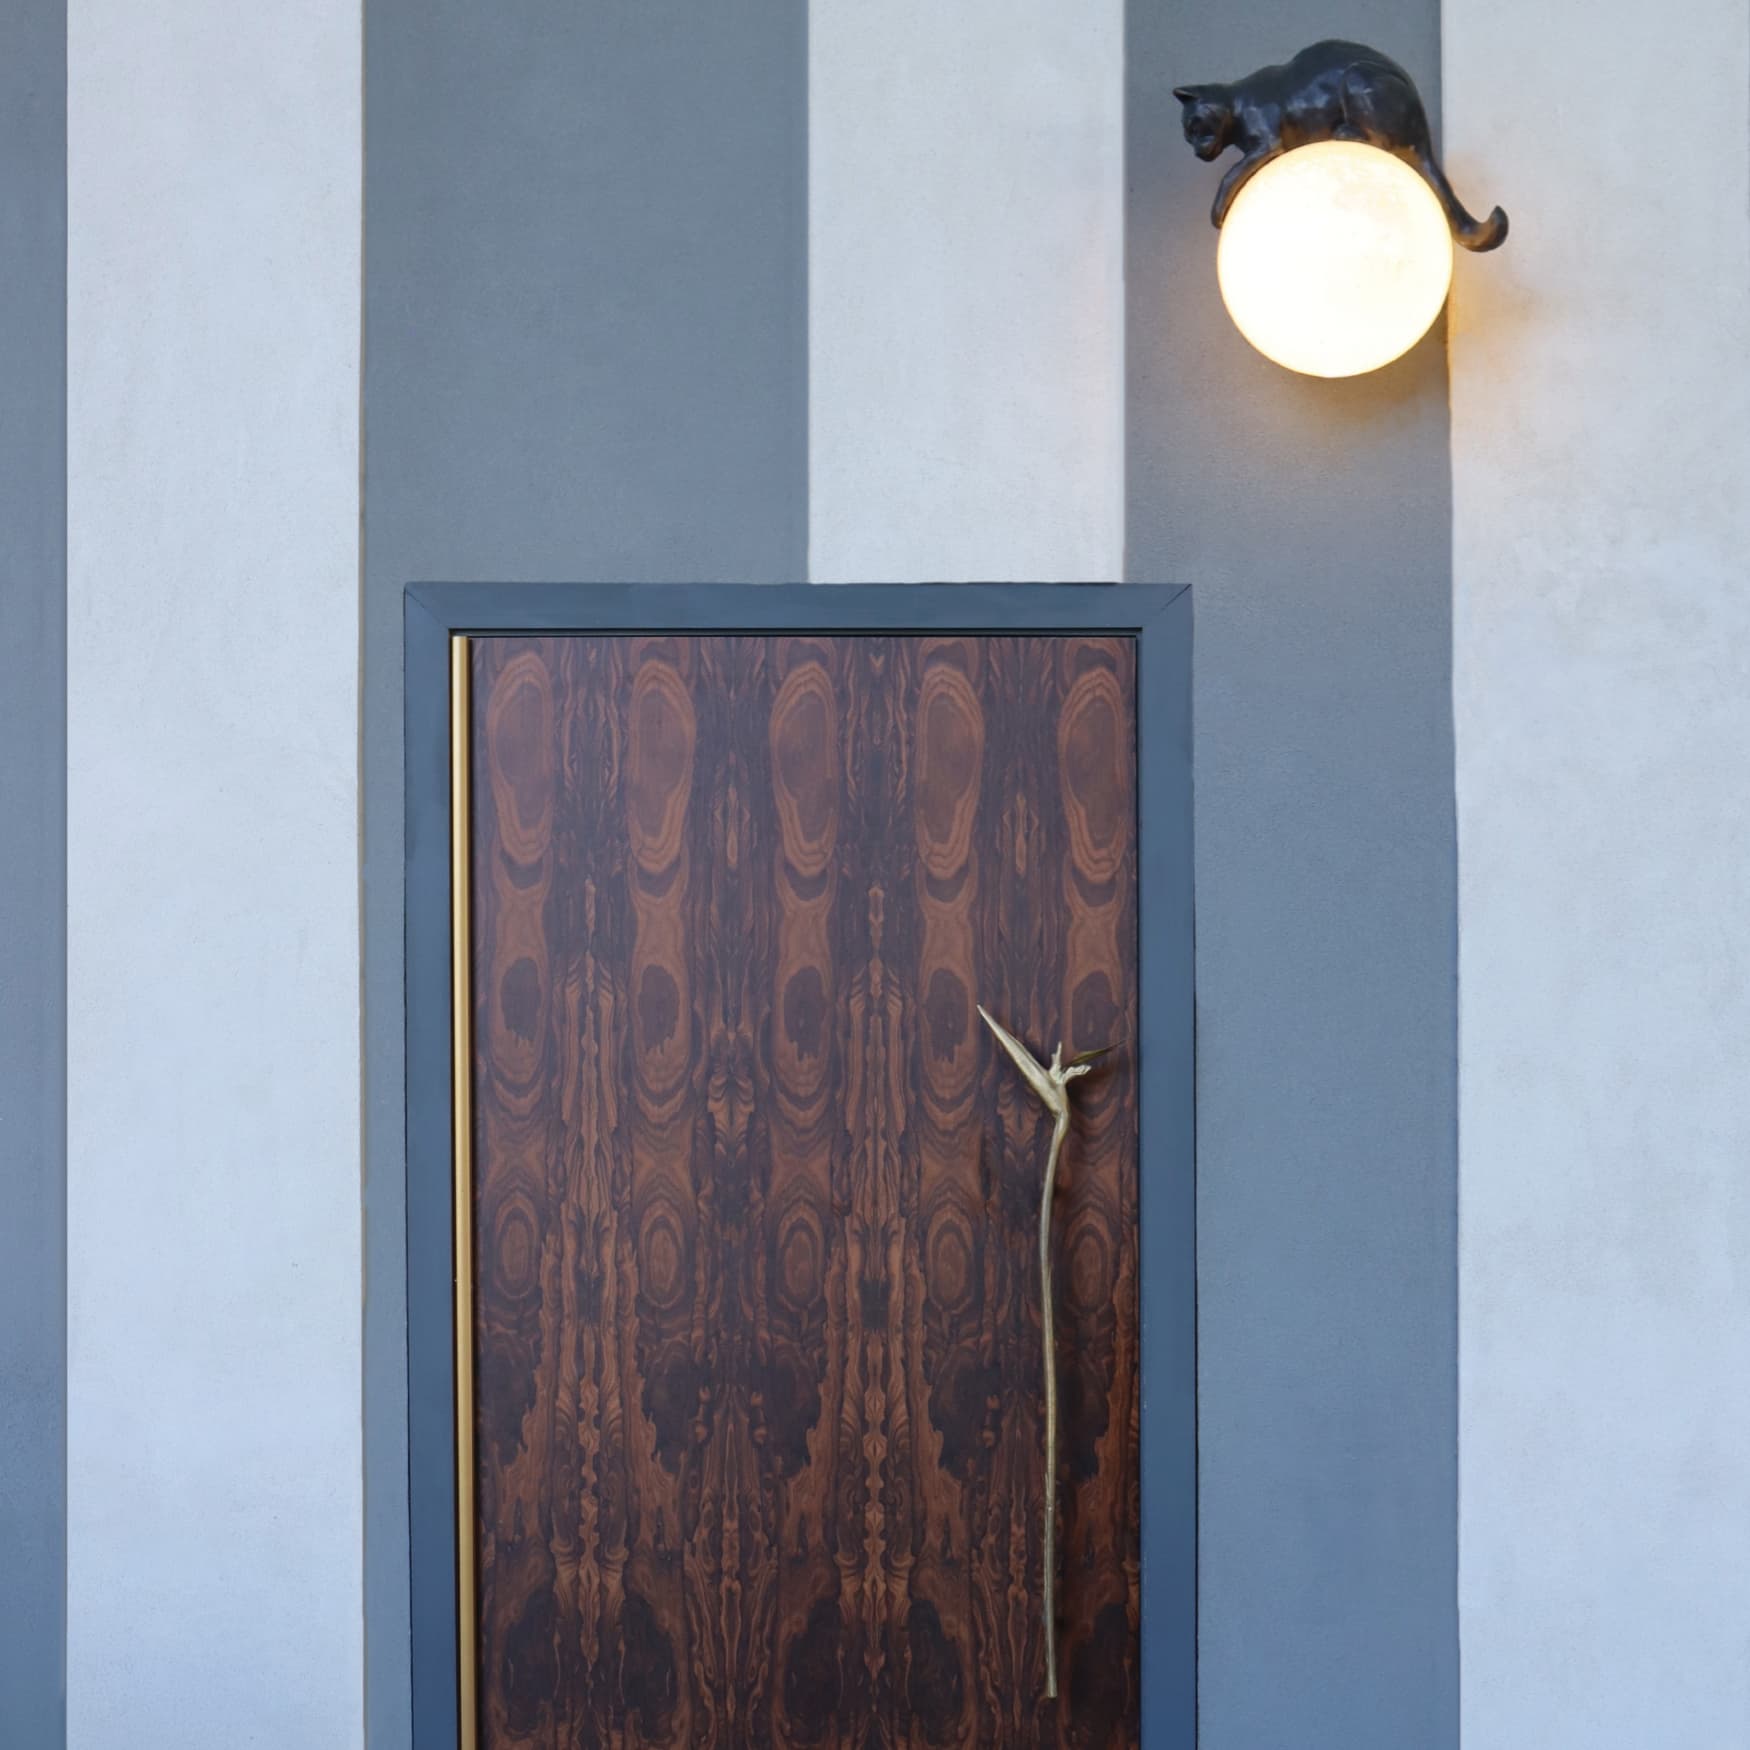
[1175,40,1507,250]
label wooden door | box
[464,633,1139,1749]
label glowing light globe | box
[1216,140,1453,378]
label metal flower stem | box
[978,1006,1107,1706]
[1037,1098,1069,1700]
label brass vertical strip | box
[450,635,480,1750]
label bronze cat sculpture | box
[1175,40,1507,250]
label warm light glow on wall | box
[1216,141,1453,378]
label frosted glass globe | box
[1216,141,1453,378]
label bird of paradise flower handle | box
[978,1005,1111,1705]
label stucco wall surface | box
[1447,1,1750,1743]
[67,3,363,1743]
[809,0,1124,581]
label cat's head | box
[1173,85,1234,160]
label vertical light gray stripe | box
[362,5,807,1736]
[808,0,1123,582]
[1451,3,1750,1743]
[0,0,65,1742]
[1127,11,1458,1749]
[68,4,362,1740]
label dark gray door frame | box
[402,582,1196,1747]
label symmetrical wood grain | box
[469,635,1139,1749]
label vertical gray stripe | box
[361,4,808,1736]
[1127,12,1458,1750]
[0,0,65,1741]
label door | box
[421,598,1190,1750]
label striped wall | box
[8,0,1742,1745]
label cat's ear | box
[1172,85,1201,105]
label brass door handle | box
[979,1007,1109,1704]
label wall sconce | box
[1176,40,1507,378]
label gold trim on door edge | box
[451,635,480,1750]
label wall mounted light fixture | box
[1176,40,1507,377]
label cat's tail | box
[1417,151,1509,252]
